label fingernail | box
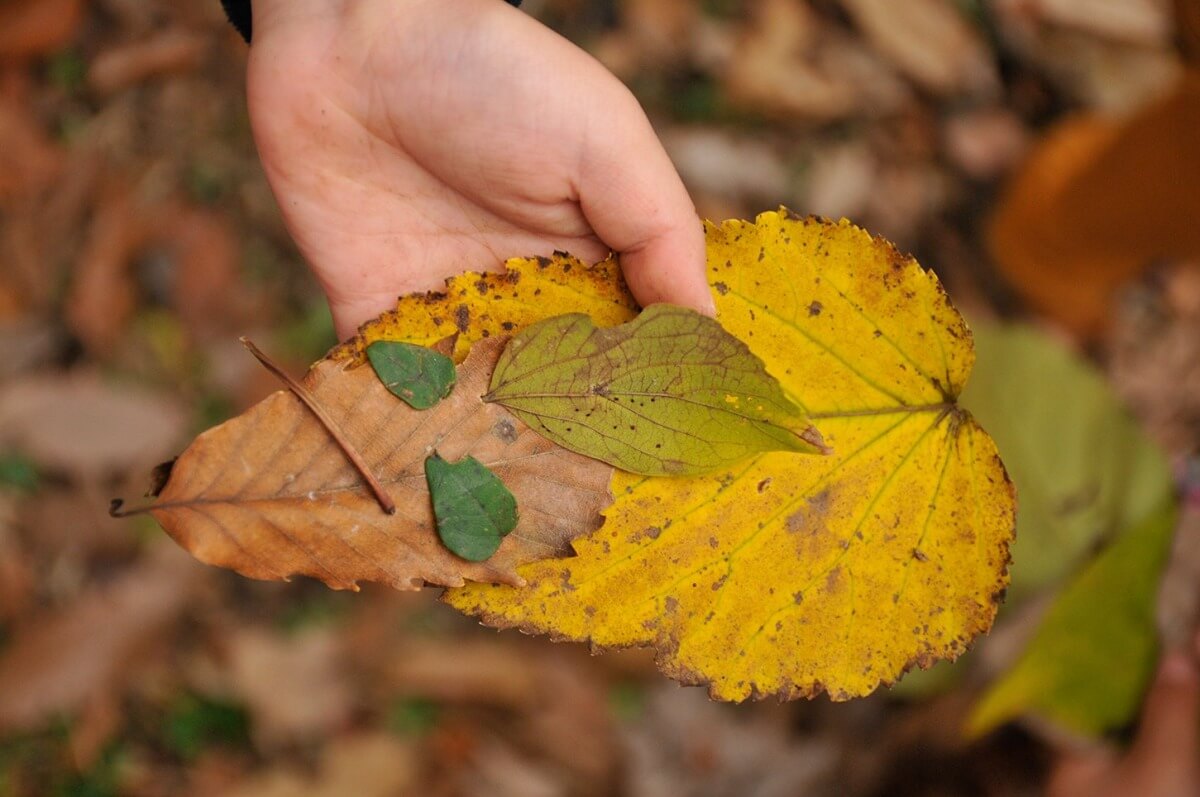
[1160,652,1195,685]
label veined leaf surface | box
[485,305,825,475]
[147,337,612,591]
[342,211,1016,700]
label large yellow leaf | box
[344,211,1015,701]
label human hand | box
[245,0,711,340]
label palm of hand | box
[246,0,706,338]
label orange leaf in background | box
[0,0,83,62]
[988,73,1200,337]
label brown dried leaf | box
[223,627,352,746]
[724,0,909,122]
[64,178,145,355]
[0,0,83,61]
[988,74,1200,336]
[156,202,244,338]
[0,370,187,478]
[0,544,203,733]
[0,94,62,201]
[225,732,419,797]
[88,28,209,95]
[150,336,613,591]
[840,0,998,96]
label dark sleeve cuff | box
[220,0,252,42]
[220,0,522,44]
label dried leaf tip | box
[801,426,832,455]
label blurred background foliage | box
[0,0,1198,795]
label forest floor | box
[1,1,1198,795]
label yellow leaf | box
[348,211,1015,701]
[330,254,637,364]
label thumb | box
[576,91,713,315]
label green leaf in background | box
[367,341,457,409]
[484,304,826,476]
[164,693,251,761]
[0,452,38,492]
[959,323,1173,601]
[424,453,518,561]
[967,500,1177,737]
[893,322,1175,702]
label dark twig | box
[240,337,396,515]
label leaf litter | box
[364,211,1016,702]
[121,335,613,590]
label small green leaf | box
[484,304,826,475]
[367,341,456,409]
[425,453,518,561]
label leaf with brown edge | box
[364,211,1014,703]
[484,305,826,475]
[140,336,613,591]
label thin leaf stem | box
[240,337,396,515]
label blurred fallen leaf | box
[959,323,1174,601]
[660,128,789,203]
[385,638,541,709]
[969,500,1176,737]
[624,686,840,797]
[1047,642,1200,797]
[988,74,1200,337]
[943,108,1031,181]
[223,627,352,747]
[1179,0,1200,62]
[0,93,62,201]
[88,28,209,95]
[0,544,203,733]
[64,177,145,355]
[224,732,418,797]
[1110,262,1200,453]
[0,493,33,622]
[991,0,1181,111]
[840,0,998,96]
[1023,0,1172,46]
[156,203,244,340]
[0,0,84,62]
[0,369,187,479]
[724,0,909,122]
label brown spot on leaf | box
[454,304,470,333]
[713,281,729,295]
[808,300,823,317]
[491,418,518,444]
